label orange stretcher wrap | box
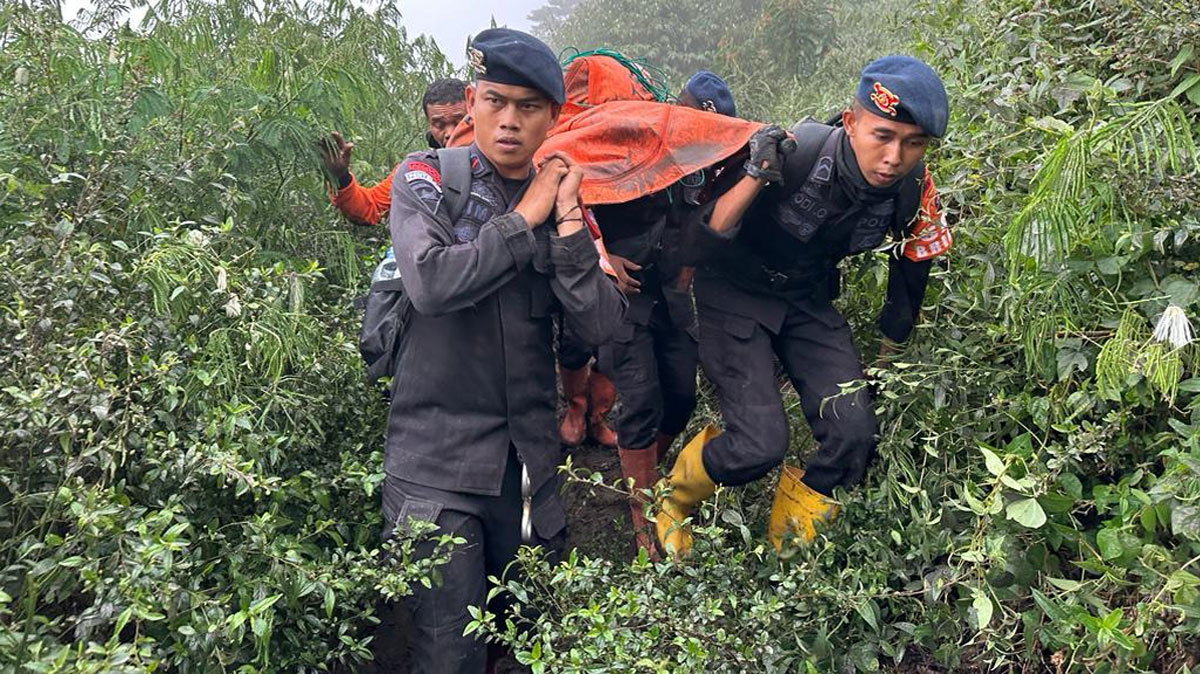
[446,102,761,206]
[444,54,764,206]
[338,55,760,223]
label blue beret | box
[682,70,736,117]
[855,55,948,137]
[468,28,565,105]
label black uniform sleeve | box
[679,164,755,266]
[389,154,536,316]
[548,226,627,347]
[877,255,931,343]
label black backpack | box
[357,147,473,383]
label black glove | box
[743,125,794,184]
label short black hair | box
[422,78,467,112]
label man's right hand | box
[319,131,354,186]
[743,124,792,185]
[608,254,642,295]
[514,157,569,228]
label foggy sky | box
[399,0,544,66]
[60,0,547,67]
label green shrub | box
[0,2,457,671]
[484,0,1200,672]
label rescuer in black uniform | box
[597,70,737,556]
[655,55,953,555]
[382,28,625,672]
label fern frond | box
[1005,98,1197,271]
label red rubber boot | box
[617,445,662,560]
[558,366,589,447]
[587,371,619,449]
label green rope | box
[558,47,676,103]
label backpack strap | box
[435,146,473,222]
[776,120,837,198]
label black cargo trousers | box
[694,278,878,496]
[597,286,698,450]
[381,447,565,674]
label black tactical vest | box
[774,129,897,255]
[715,124,922,298]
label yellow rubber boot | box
[768,464,839,550]
[654,425,720,557]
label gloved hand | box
[743,125,795,185]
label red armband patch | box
[582,206,617,277]
[404,160,443,214]
[902,168,952,262]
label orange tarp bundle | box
[334,55,761,224]
[560,52,659,120]
[448,100,761,205]
[540,101,760,205]
[446,54,762,205]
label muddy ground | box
[360,439,631,674]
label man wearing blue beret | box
[381,27,625,672]
[655,55,954,555]
[679,70,737,116]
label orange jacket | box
[329,168,396,226]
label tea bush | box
[488,0,1200,672]
[0,2,458,671]
[3,0,1198,671]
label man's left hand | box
[319,131,354,186]
[545,152,585,235]
[608,254,642,295]
[744,125,792,184]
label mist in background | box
[59,0,546,66]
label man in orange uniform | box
[321,78,468,226]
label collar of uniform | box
[469,143,535,182]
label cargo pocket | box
[382,484,444,541]
[531,494,567,555]
[721,312,759,340]
[698,310,760,384]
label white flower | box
[1152,304,1194,349]
[223,294,242,318]
[215,267,228,292]
[14,67,29,86]
[185,230,209,247]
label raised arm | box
[389,154,567,315]
[544,152,626,346]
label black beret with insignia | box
[468,28,565,105]
[855,55,948,138]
